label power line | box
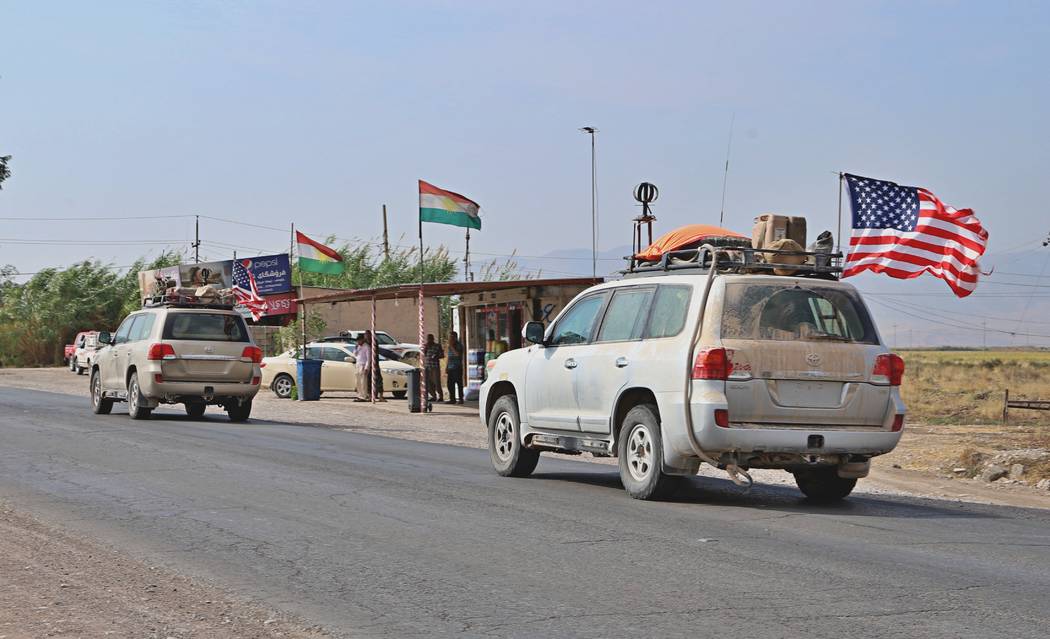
[865,296,1050,339]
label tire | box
[126,372,152,420]
[227,400,252,423]
[793,467,857,502]
[76,363,85,375]
[488,395,539,477]
[90,369,113,415]
[392,391,407,400]
[617,404,679,500]
[185,402,206,419]
[272,374,294,399]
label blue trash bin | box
[296,358,322,401]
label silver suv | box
[480,244,906,501]
[90,304,262,421]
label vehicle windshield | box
[721,282,878,344]
[162,313,250,342]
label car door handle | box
[615,357,629,368]
[564,358,577,369]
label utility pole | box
[193,214,201,263]
[382,205,390,260]
[580,126,599,278]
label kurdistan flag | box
[419,180,481,230]
[295,231,345,274]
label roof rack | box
[142,292,236,310]
[623,243,843,280]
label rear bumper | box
[656,387,905,469]
[139,364,260,403]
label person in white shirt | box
[355,335,372,402]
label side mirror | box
[344,356,355,363]
[97,331,112,345]
[523,321,546,345]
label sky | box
[2,0,1049,346]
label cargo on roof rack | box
[142,292,236,310]
[623,243,843,280]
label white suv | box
[90,303,262,421]
[480,246,905,501]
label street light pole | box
[580,126,599,278]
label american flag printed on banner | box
[232,259,269,320]
[842,173,988,298]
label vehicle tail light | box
[259,362,267,368]
[714,409,730,428]
[891,414,905,432]
[154,373,164,384]
[251,376,261,385]
[872,353,905,386]
[692,348,732,380]
[147,343,176,360]
[242,346,264,363]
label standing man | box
[354,335,371,402]
[423,333,444,403]
[446,331,463,404]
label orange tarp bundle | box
[635,224,747,261]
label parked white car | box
[480,246,905,502]
[261,342,416,399]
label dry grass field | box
[901,349,1050,425]
[892,350,1050,482]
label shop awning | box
[295,277,603,305]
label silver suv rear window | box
[721,282,878,344]
[162,313,250,342]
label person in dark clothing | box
[363,330,386,402]
[445,331,464,404]
[423,333,444,402]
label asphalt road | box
[1,387,1048,638]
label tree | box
[0,251,182,366]
[0,155,10,190]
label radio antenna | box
[718,112,735,227]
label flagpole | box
[418,206,427,411]
[464,228,470,282]
[836,173,844,259]
[293,222,306,358]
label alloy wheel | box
[626,424,653,482]
[493,412,515,462]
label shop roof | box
[297,277,603,305]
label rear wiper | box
[805,333,851,342]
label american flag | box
[843,173,988,298]
[232,259,269,320]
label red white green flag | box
[419,180,481,230]
[295,231,345,274]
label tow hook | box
[203,386,215,403]
[725,464,754,491]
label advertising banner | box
[137,265,181,298]
[241,253,292,295]
[179,261,233,289]
[260,291,298,317]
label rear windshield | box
[162,312,250,342]
[721,282,878,344]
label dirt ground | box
[0,504,327,639]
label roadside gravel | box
[0,503,327,638]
